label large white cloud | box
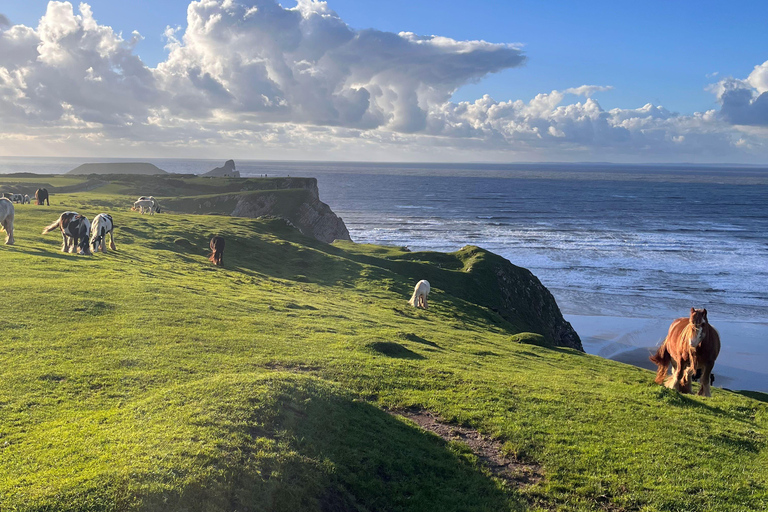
[0,0,766,161]
[714,60,768,127]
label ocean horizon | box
[3,156,767,392]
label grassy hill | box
[0,182,766,511]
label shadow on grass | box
[653,387,762,422]
[141,375,528,512]
[367,341,426,360]
[735,390,768,404]
[400,332,443,350]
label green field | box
[1,181,767,511]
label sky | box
[1,0,768,163]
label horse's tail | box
[209,237,224,265]
[649,343,671,385]
[408,290,418,307]
[42,217,61,234]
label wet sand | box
[567,315,768,393]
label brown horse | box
[35,188,49,206]
[650,308,720,397]
[209,235,225,266]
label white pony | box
[132,199,155,215]
[0,197,14,245]
[23,194,31,204]
[135,196,161,214]
[408,280,431,309]
[10,193,24,203]
[90,213,116,253]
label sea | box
[3,157,767,392]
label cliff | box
[68,162,167,175]
[456,246,582,350]
[161,177,351,244]
[231,180,350,243]
[202,160,240,178]
[384,245,582,350]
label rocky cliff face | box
[444,246,583,351]
[491,258,583,351]
[230,179,350,243]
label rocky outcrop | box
[231,179,350,243]
[491,258,583,351]
[443,246,582,351]
[203,160,240,178]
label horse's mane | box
[679,323,696,345]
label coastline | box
[568,314,768,393]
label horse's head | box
[688,307,708,347]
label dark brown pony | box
[650,308,721,397]
[209,235,225,266]
[35,188,49,206]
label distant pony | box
[90,213,116,253]
[408,280,431,309]
[10,193,24,204]
[132,199,155,215]
[42,211,91,254]
[35,188,49,206]
[209,235,225,266]
[23,194,31,204]
[650,308,721,397]
[0,197,14,245]
[136,196,161,214]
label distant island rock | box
[202,160,240,178]
[67,163,167,175]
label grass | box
[0,181,766,511]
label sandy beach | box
[568,314,768,393]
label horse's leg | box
[669,357,687,391]
[697,364,714,397]
[681,368,693,394]
[61,232,68,252]
[2,219,12,245]
[109,230,116,251]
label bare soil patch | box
[389,407,543,488]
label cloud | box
[0,1,157,133]
[153,0,526,132]
[714,60,768,127]
[564,85,613,97]
[0,0,766,162]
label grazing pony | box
[0,197,14,245]
[42,211,91,254]
[10,193,24,203]
[209,235,225,266]
[650,308,721,397]
[23,194,31,204]
[90,213,116,253]
[136,196,161,214]
[408,280,431,309]
[132,199,155,215]
[35,188,49,206]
